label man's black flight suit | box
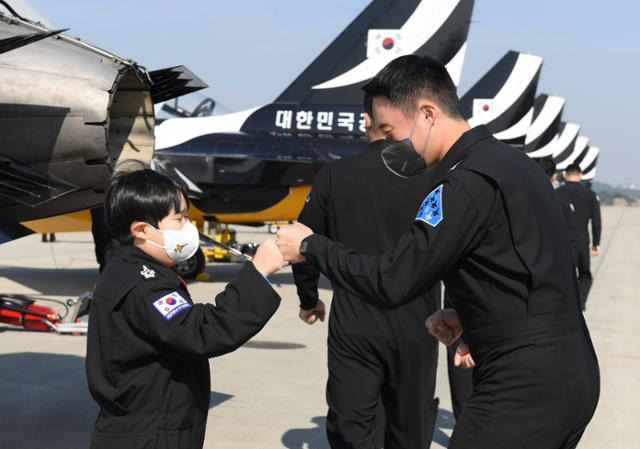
[446,172,581,422]
[292,139,440,449]
[86,244,280,449]
[299,126,600,449]
[556,181,602,309]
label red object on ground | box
[0,303,59,331]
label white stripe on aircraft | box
[312,0,461,90]
[524,96,565,146]
[468,53,543,127]
[551,123,581,159]
[154,107,261,150]
[493,106,533,141]
[557,135,589,170]
[579,146,600,172]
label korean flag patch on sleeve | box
[416,184,444,227]
[152,292,191,320]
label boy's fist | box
[253,239,285,277]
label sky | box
[14,0,640,186]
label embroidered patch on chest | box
[416,184,444,227]
[152,291,191,320]
[140,265,156,279]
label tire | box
[176,247,206,279]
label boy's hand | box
[253,239,285,277]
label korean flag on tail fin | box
[416,184,444,227]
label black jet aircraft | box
[152,0,475,225]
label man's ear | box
[364,112,373,129]
[130,221,148,241]
[418,101,437,125]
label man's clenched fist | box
[276,223,313,263]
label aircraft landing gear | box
[176,247,206,280]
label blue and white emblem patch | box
[305,192,311,203]
[416,184,444,227]
[152,291,191,320]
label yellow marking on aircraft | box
[214,186,310,223]
[22,210,93,233]
[20,186,310,235]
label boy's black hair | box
[105,169,189,244]
[565,163,583,175]
[362,54,463,119]
[537,156,557,178]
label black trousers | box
[575,245,593,310]
[449,330,600,449]
[325,324,438,449]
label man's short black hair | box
[363,92,374,117]
[537,156,557,178]
[362,54,463,119]
[105,169,189,244]
[565,163,583,175]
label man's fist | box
[299,300,326,325]
[425,308,463,346]
[591,245,600,257]
[252,239,285,277]
[276,223,313,263]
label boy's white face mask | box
[146,221,200,263]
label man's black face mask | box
[380,113,434,178]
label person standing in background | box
[556,163,601,310]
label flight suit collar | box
[428,125,493,186]
[117,244,183,286]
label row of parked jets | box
[0,0,599,248]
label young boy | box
[86,169,284,449]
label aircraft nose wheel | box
[176,247,206,279]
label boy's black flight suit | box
[86,244,280,449]
[292,139,440,449]
[299,126,600,449]
[556,181,601,309]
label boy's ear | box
[130,221,148,241]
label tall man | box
[277,55,599,449]
[556,163,602,310]
[292,94,440,449]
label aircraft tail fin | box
[275,0,474,106]
[462,51,543,134]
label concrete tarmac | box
[0,205,637,448]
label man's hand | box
[252,239,285,277]
[591,245,600,257]
[425,308,463,346]
[454,342,476,369]
[299,300,326,325]
[276,223,313,264]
